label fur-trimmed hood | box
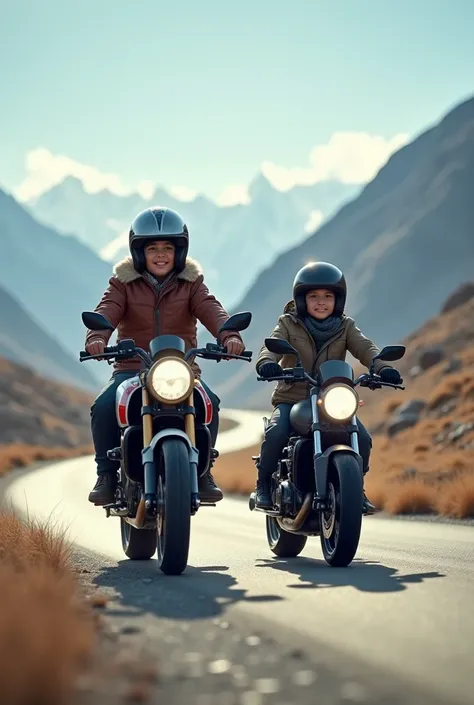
[283,299,297,315]
[113,256,203,285]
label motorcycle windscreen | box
[318,360,354,387]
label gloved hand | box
[258,361,283,379]
[380,367,403,385]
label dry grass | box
[0,443,93,477]
[0,510,96,705]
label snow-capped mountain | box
[25,174,360,308]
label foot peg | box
[107,447,122,461]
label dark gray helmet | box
[129,206,189,273]
[293,261,347,317]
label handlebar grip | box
[242,350,252,358]
[257,374,294,382]
[104,345,118,354]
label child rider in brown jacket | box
[254,261,402,514]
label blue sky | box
[2,0,474,204]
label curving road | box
[5,409,474,705]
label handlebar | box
[257,369,404,390]
[79,342,252,365]
[184,344,252,364]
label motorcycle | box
[79,310,252,575]
[249,337,405,567]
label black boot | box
[88,473,117,506]
[256,478,273,509]
[362,471,376,514]
[363,492,376,515]
[198,471,223,502]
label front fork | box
[139,381,200,526]
[311,387,360,507]
[184,388,200,512]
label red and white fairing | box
[194,379,213,425]
[116,375,141,427]
[115,375,213,428]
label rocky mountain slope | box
[0,283,97,389]
[0,188,112,388]
[204,95,474,409]
[0,353,94,475]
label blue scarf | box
[303,314,343,350]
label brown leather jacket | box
[85,256,242,376]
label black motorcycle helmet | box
[129,206,189,274]
[293,261,347,317]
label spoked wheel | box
[320,452,363,567]
[266,516,307,557]
[156,438,191,575]
[121,518,157,560]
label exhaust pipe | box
[277,492,312,532]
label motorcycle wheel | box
[320,452,363,567]
[156,438,191,576]
[266,516,307,557]
[121,519,157,560]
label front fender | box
[314,444,363,500]
[142,429,199,495]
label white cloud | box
[170,185,197,201]
[261,131,410,191]
[136,180,155,200]
[216,184,251,207]
[304,209,324,234]
[13,147,156,202]
[14,129,410,208]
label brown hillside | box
[0,356,94,475]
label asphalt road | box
[5,410,474,705]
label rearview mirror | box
[370,344,406,375]
[82,311,115,332]
[373,345,406,363]
[218,311,252,336]
[264,337,298,357]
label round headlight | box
[148,358,194,403]
[320,384,358,422]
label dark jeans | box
[91,371,220,476]
[257,402,372,480]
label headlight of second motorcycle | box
[147,358,194,403]
[319,383,359,422]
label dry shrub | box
[382,480,437,515]
[0,510,95,705]
[437,475,474,519]
[428,371,474,409]
[363,475,388,512]
[0,444,93,477]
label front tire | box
[121,519,157,560]
[320,452,363,567]
[266,516,307,557]
[157,438,191,576]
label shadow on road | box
[93,560,284,621]
[255,556,445,593]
